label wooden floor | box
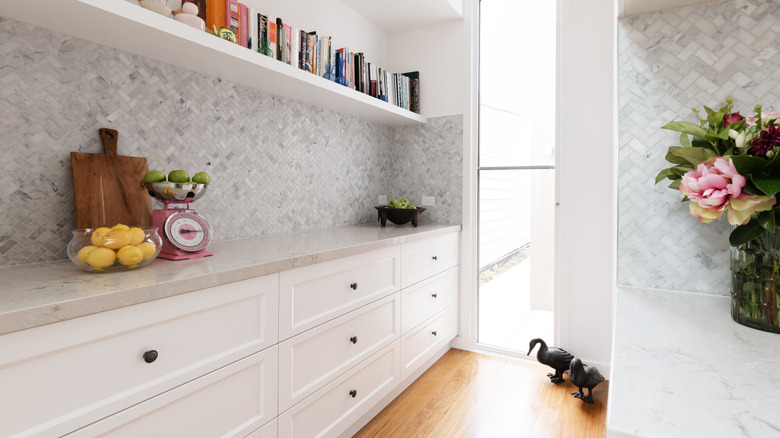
[354,348,609,438]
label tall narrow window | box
[477,0,557,354]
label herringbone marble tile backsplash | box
[618,0,780,294]
[0,18,462,266]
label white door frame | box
[455,0,571,359]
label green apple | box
[168,169,190,183]
[192,171,211,184]
[388,199,398,208]
[143,170,166,183]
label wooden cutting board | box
[71,129,153,229]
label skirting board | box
[342,342,454,437]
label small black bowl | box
[375,206,426,227]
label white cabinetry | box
[66,346,279,438]
[0,274,279,438]
[0,230,459,437]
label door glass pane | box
[479,0,556,168]
[478,169,554,350]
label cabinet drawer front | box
[278,293,400,412]
[401,232,459,288]
[278,340,401,438]
[401,266,459,334]
[401,302,458,380]
[245,419,277,438]
[66,346,279,438]
[0,275,279,438]
[279,246,401,340]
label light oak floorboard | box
[354,348,608,438]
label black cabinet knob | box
[349,389,358,398]
[143,350,158,363]
[350,282,358,290]
[432,255,438,261]
[431,293,438,298]
[432,331,438,336]
[350,336,358,344]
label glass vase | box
[730,229,780,334]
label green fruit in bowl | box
[192,171,211,184]
[144,170,166,183]
[168,169,190,183]
[388,199,398,208]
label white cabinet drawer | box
[279,246,401,340]
[401,266,459,334]
[245,418,277,438]
[0,274,279,438]
[278,340,401,438]
[278,293,400,412]
[401,302,458,380]
[66,346,279,438]
[401,232,459,288]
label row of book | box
[199,0,420,114]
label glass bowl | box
[67,227,162,272]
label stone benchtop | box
[0,224,460,336]
[608,286,780,438]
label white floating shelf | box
[0,0,427,126]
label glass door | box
[477,0,557,354]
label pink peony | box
[680,157,775,224]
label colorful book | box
[275,18,283,61]
[258,14,272,56]
[248,7,258,51]
[283,23,292,65]
[402,71,420,113]
[205,0,226,35]
[298,29,307,70]
[268,17,277,60]
[306,32,317,74]
[238,3,248,48]
[226,0,239,43]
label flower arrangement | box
[656,98,780,246]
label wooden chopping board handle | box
[99,128,119,156]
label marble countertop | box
[0,224,460,336]
[607,287,780,438]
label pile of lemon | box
[77,224,157,269]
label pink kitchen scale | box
[143,181,214,260]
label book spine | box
[299,30,307,70]
[283,24,292,65]
[205,0,226,35]
[226,0,239,43]
[258,14,271,56]
[268,18,277,60]
[248,7,257,51]
[238,3,248,48]
[275,18,283,61]
[306,32,316,74]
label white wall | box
[387,20,465,118]
[556,0,616,374]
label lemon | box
[102,229,131,250]
[111,223,130,231]
[86,247,117,269]
[91,227,111,246]
[128,227,146,245]
[76,245,98,263]
[137,241,158,260]
[117,245,144,266]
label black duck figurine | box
[569,357,605,404]
[527,338,573,384]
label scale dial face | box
[163,210,213,252]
